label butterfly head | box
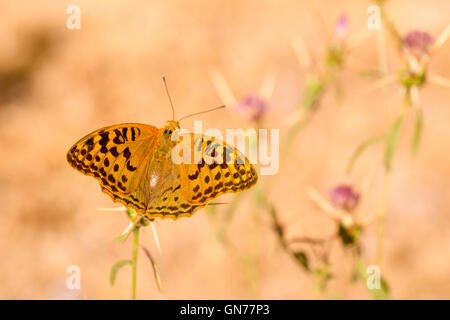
[161,120,181,142]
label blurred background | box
[0,0,449,299]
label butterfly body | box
[67,121,258,220]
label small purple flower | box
[335,14,349,39]
[328,185,360,212]
[235,94,267,122]
[403,30,434,58]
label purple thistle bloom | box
[235,94,267,122]
[328,185,360,212]
[335,14,349,39]
[403,30,434,58]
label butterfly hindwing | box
[96,139,207,220]
[178,133,258,205]
[142,164,207,219]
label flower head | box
[326,14,348,68]
[403,30,434,59]
[328,184,360,212]
[334,14,349,39]
[235,94,267,122]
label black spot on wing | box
[188,170,199,180]
[109,146,119,157]
[123,147,131,160]
[126,160,137,172]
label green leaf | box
[384,115,404,171]
[141,247,164,293]
[126,207,136,219]
[314,263,333,291]
[347,134,385,174]
[113,224,133,242]
[302,73,325,111]
[293,251,309,271]
[109,259,132,286]
[354,257,391,300]
[370,277,390,300]
[412,108,423,155]
[268,203,286,249]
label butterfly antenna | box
[178,105,226,122]
[163,76,176,120]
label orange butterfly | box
[67,80,258,220]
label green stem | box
[375,170,390,266]
[373,14,395,267]
[131,227,139,300]
[249,182,263,299]
[378,2,403,47]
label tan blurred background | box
[0,0,449,299]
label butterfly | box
[66,114,258,221]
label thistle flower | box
[403,30,434,60]
[209,67,275,125]
[334,14,349,40]
[326,14,349,70]
[235,94,268,122]
[328,185,360,213]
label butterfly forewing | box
[66,123,158,198]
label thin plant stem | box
[291,36,312,70]
[247,129,263,299]
[375,170,390,266]
[375,85,414,266]
[374,16,392,268]
[306,186,346,222]
[378,2,403,47]
[131,227,140,300]
[249,182,263,299]
[432,23,450,53]
[429,73,450,89]
[376,28,391,123]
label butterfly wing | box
[67,123,158,201]
[100,154,207,220]
[68,126,257,221]
[99,132,257,220]
[177,133,258,205]
[142,162,208,220]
